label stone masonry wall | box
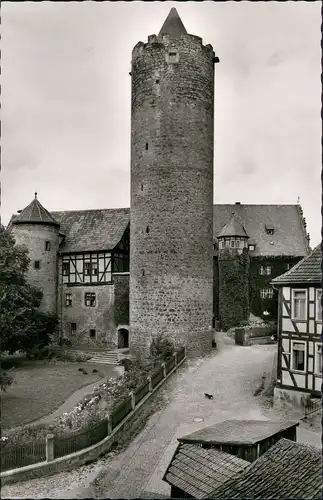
[58,255,117,348]
[130,33,217,358]
[10,223,59,315]
[113,272,130,327]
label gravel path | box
[2,334,320,499]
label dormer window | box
[265,224,274,235]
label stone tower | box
[130,9,220,358]
[11,193,60,315]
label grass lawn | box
[1,360,118,430]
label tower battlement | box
[132,33,216,62]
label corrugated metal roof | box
[271,244,322,285]
[213,204,309,257]
[178,420,299,446]
[208,438,322,499]
[163,443,248,499]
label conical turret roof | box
[13,193,60,227]
[158,8,187,39]
[218,213,249,238]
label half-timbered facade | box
[271,244,322,406]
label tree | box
[0,226,56,355]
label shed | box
[162,443,249,499]
[178,419,299,463]
[208,438,322,499]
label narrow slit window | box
[71,323,77,332]
[146,226,150,234]
[141,184,144,191]
[89,329,96,338]
[45,241,51,251]
[145,143,148,150]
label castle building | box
[7,10,311,354]
[129,8,220,358]
[8,198,310,350]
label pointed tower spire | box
[158,8,187,39]
[13,194,60,227]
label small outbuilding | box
[176,419,299,463]
[208,438,322,499]
[162,443,249,499]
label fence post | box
[147,376,152,392]
[162,363,166,378]
[46,433,55,462]
[107,414,112,435]
[174,352,178,365]
[129,391,135,410]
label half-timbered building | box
[271,244,322,407]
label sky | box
[1,1,321,246]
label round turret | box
[130,9,220,358]
[11,193,60,315]
[217,212,249,254]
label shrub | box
[150,334,175,362]
[0,370,14,392]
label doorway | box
[117,328,129,349]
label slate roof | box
[158,8,187,39]
[163,443,249,499]
[12,194,59,227]
[51,208,130,253]
[218,212,249,238]
[208,438,322,499]
[8,202,309,256]
[213,204,309,257]
[271,244,322,285]
[178,419,299,447]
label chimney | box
[235,202,241,205]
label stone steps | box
[87,350,120,365]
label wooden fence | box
[1,347,186,473]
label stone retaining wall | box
[235,325,276,346]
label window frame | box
[291,340,306,373]
[291,289,308,321]
[266,265,272,275]
[71,322,77,332]
[62,261,70,276]
[84,292,96,307]
[45,241,51,251]
[89,329,96,338]
[315,343,322,374]
[65,293,72,307]
[315,289,322,322]
[34,260,40,270]
[167,51,179,63]
[260,288,273,299]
